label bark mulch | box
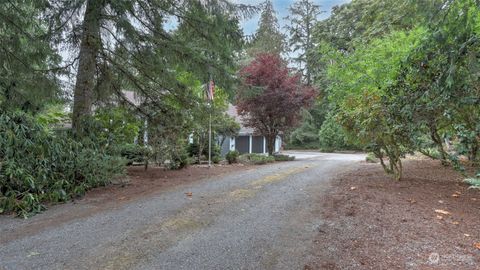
[305,159,480,270]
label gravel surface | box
[0,153,364,270]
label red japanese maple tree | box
[237,53,316,155]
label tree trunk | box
[428,121,448,166]
[265,134,277,156]
[72,0,103,136]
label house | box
[219,104,281,156]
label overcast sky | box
[236,0,351,36]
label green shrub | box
[0,111,125,217]
[318,113,349,151]
[464,173,480,189]
[167,147,190,170]
[114,144,151,165]
[225,150,240,164]
[187,142,221,164]
[273,154,295,161]
[239,153,275,165]
[318,112,361,152]
[212,155,221,164]
[365,152,379,163]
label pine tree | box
[0,0,60,112]
[285,0,322,85]
[47,0,257,135]
[248,0,285,56]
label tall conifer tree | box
[248,0,285,56]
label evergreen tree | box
[0,0,60,112]
[248,0,285,56]
[45,0,257,135]
[285,0,322,85]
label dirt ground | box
[87,163,253,205]
[0,163,252,245]
[305,159,480,270]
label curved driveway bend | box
[0,152,364,270]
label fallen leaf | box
[452,194,460,198]
[475,243,480,250]
[464,234,471,237]
[185,192,192,197]
[438,200,444,204]
[407,199,416,204]
[436,215,443,220]
[434,209,451,215]
[350,186,357,190]
[27,251,40,258]
[452,221,459,225]
[455,191,461,194]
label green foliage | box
[187,142,221,164]
[365,153,379,163]
[35,104,69,127]
[0,1,61,112]
[285,0,322,84]
[312,0,480,180]
[114,144,151,165]
[273,154,295,162]
[464,174,480,189]
[318,113,352,152]
[167,146,190,170]
[95,107,141,146]
[0,110,125,217]
[289,109,321,149]
[239,153,275,165]
[248,0,286,56]
[225,150,240,164]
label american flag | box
[206,79,215,101]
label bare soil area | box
[305,159,480,270]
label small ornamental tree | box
[237,53,316,155]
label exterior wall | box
[275,136,282,153]
[219,136,230,157]
[219,135,272,156]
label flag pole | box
[208,107,212,168]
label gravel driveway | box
[0,153,364,270]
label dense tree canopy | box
[310,0,480,180]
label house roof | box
[122,91,143,106]
[226,104,255,135]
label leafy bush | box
[167,146,190,170]
[187,142,221,164]
[95,107,141,145]
[464,173,480,189]
[288,108,322,149]
[318,113,350,151]
[273,154,295,161]
[239,153,275,165]
[365,152,379,163]
[225,150,240,164]
[0,111,125,217]
[212,155,221,164]
[113,144,151,165]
